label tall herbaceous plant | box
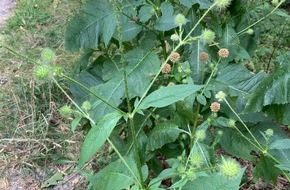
[1,0,290,189]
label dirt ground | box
[0,0,15,27]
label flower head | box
[34,65,53,81]
[201,29,216,44]
[175,14,187,26]
[170,52,181,63]
[265,129,274,137]
[210,102,220,112]
[195,130,206,141]
[41,48,56,63]
[162,63,171,74]
[215,0,232,9]
[170,34,179,41]
[167,82,175,86]
[218,48,229,58]
[60,105,73,116]
[199,52,209,62]
[219,157,241,178]
[82,101,91,111]
[215,91,226,102]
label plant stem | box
[112,1,145,188]
[107,138,142,187]
[223,99,264,150]
[237,1,285,35]
[1,44,39,65]
[133,2,218,115]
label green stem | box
[223,99,264,150]
[133,2,218,115]
[61,74,126,115]
[107,138,142,187]
[237,1,285,36]
[1,44,39,65]
[112,2,145,188]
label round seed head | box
[218,48,229,58]
[219,157,241,178]
[170,52,181,63]
[199,52,209,62]
[210,102,220,112]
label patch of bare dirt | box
[0,0,16,27]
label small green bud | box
[82,101,91,111]
[185,68,191,75]
[186,171,197,181]
[41,48,56,63]
[201,29,215,44]
[195,130,206,141]
[181,133,187,140]
[217,130,223,136]
[190,153,203,167]
[265,129,274,137]
[34,65,53,81]
[170,34,179,41]
[215,0,232,9]
[177,165,186,174]
[215,91,226,102]
[246,28,254,35]
[182,79,187,84]
[219,157,241,178]
[175,14,187,26]
[60,105,73,116]
[271,0,279,6]
[177,156,183,161]
[228,119,236,127]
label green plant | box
[2,0,290,189]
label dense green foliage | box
[2,0,290,189]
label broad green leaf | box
[148,168,177,189]
[275,164,290,172]
[253,155,280,184]
[264,103,290,125]
[179,0,214,9]
[41,172,63,188]
[154,2,177,31]
[87,157,144,190]
[71,116,82,133]
[75,49,160,122]
[138,84,203,110]
[146,122,181,151]
[219,128,257,161]
[210,64,266,97]
[188,40,207,84]
[197,94,207,105]
[114,14,142,42]
[65,0,115,51]
[245,52,290,113]
[269,139,290,150]
[182,168,246,190]
[78,112,122,167]
[139,5,155,23]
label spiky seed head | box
[219,157,241,178]
[201,29,216,44]
[41,48,56,63]
[215,0,232,9]
[60,105,73,116]
[175,14,187,26]
[34,65,52,81]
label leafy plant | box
[2,0,290,189]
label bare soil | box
[0,0,15,27]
